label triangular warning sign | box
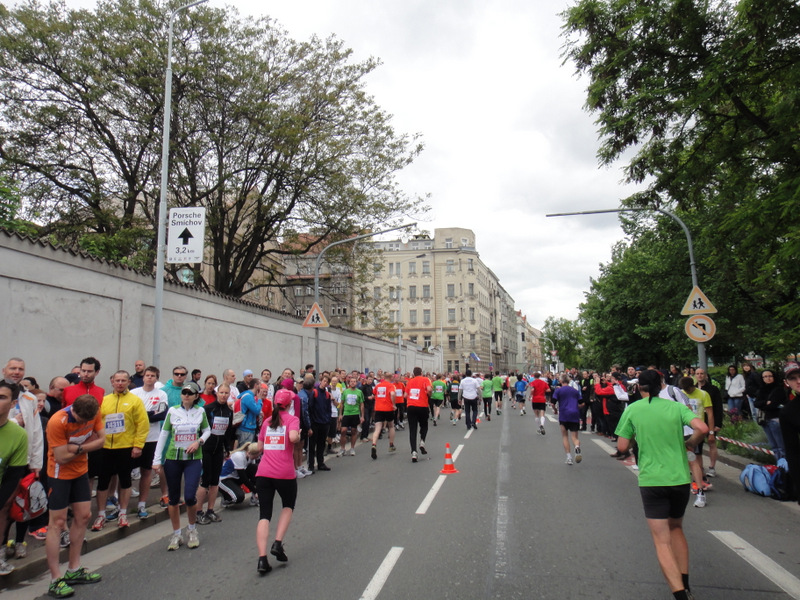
[302,302,330,328]
[680,286,717,315]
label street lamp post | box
[546,207,707,370]
[314,224,416,373]
[153,0,209,368]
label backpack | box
[10,472,48,522]
[769,458,794,501]
[739,463,772,497]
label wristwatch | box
[76,444,84,455]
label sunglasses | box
[181,390,197,395]
[174,372,187,376]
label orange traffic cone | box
[476,417,481,424]
[440,443,459,474]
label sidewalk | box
[1,480,187,589]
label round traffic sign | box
[685,315,716,342]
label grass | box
[717,414,775,465]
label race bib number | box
[345,393,358,406]
[395,389,403,397]
[408,388,420,400]
[264,426,286,451]
[435,385,444,393]
[376,386,386,399]
[211,416,228,436]
[451,384,459,392]
[174,424,198,448]
[105,413,125,434]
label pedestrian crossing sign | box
[303,302,329,328]
[680,286,717,315]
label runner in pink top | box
[250,390,300,575]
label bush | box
[717,415,776,465]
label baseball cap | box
[181,381,201,394]
[784,362,800,378]
[243,369,253,376]
[274,388,293,408]
[280,378,295,390]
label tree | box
[0,0,425,294]
[541,316,584,370]
[562,0,800,349]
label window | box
[453,360,459,372]
[447,361,452,372]
[387,242,400,251]
[521,332,526,342]
[408,262,417,275]
[295,306,305,317]
[422,285,431,298]
[423,335,432,349]
[294,286,303,297]
[409,310,417,325]
[446,283,455,298]
[448,308,456,323]
[467,258,474,272]
[390,310,400,323]
[305,285,313,295]
[446,260,455,274]
[373,262,382,273]
[332,282,345,294]
[470,333,476,345]
[461,237,468,247]
[422,261,431,275]
[468,283,475,296]
[448,335,456,350]
[409,285,417,299]
[469,307,475,322]
[389,286,396,300]
[373,286,381,299]
[423,309,431,324]
[410,335,418,344]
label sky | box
[64,0,642,329]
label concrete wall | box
[0,231,441,389]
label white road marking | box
[452,443,464,462]
[711,531,800,599]
[494,495,509,579]
[546,414,558,423]
[415,474,447,515]
[359,546,404,600]
[591,438,639,475]
[465,428,473,439]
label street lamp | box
[313,223,416,372]
[153,0,209,368]
[547,206,707,370]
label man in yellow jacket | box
[91,370,148,531]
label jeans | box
[463,399,478,429]
[237,428,256,448]
[406,406,429,453]
[762,418,785,459]
[727,396,744,415]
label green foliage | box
[0,0,426,297]
[541,316,584,369]
[718,415,774,465]
[562,0,800,361]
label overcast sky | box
[64,0,642,328]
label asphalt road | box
[11,404,800,600]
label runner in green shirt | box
[338,377,364,456]
[431,377,446,426]
[492,373,504,415]
[481,374,494,421]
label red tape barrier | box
[716,435,775,457]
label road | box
[10,405,800,600]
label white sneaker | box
[300,466,314,476]
[694,492,706,508]
[131,467,141,480]
[566,455,574,465]
[167,532,183,551]
[150,473,161,487]
[131,486,140,497]
[187,528,199,549]
[349,448,356,456]
[295,468,306,479]
[411,451,418,463]
[706,467,716,478]
[337,449,345,457]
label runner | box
[196,383,236,524]
[338,376,364,457]
[152,381,211,551]
[480,374,493,421]
[492,371,504,415]
[614,369,708,600]
[393,373,406,430]
[405,367,432,463]
[430,375,446,426]
[552,375,583,465]
[371,374,396,459]
[250,390,300,575]
[530,372,550,435]
[514,374,528,416]
[448,374,462,425]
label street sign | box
[303,302,329,328]
[681,286,717,315]
[685,315,716,342]
[167,207,206,264]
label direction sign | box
[303,302,329,328]
[167,207,206,264]
[681,286,717,315]
[685,315,716,342]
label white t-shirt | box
[131,386,169,443]
[459,377,481,400]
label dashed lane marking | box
[359,546,404,600]
[415,475,447,515]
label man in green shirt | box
[430,376,446,426]
[481,374,494,421]
[492,372,504,415]
[615,369,707,600]
[338,377,364,457]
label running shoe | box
[196,511,210,525]
[295,468,306,479]
[257,556,272,574]
[47,579,73,598]
[249,495,260,506]
[131,467,141,480]
[349,448,356,456]
[270,540,288,562]
[90,516,106,531]
[29,526,48,541]
[388,445,396,453]
[299,466,314,476]
[566,455,574,465]
[487,414,491,421]
[15,541,27,559]
[539,426,545,435]
[206,511,222,523]
[130,486,139,498]
[411,451,418,463]
[167,533,183,551]
[693,492,706,508]
[575,447,582,463]
[497,409,502,415]
[701,481,713,492]
[117,514,129,529]
[137,507,150,520]
[706,467,717,478]
[60,530,70,548]
[62,566,101,584]
[419,440,427,455]
[371,445,377,460]
[0,557,14,576]
[104,506,119,522]
[159,495,169,509]
[187,529,199,549]
[337,449,345,457]
[150,473,160,487]
[5,541,14,559]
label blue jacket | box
[239,390,262,432]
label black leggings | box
[255,476,297,521]
[406,406,429,452]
